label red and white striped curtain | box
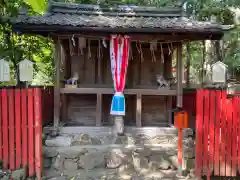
[109,35,130,116]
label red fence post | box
[2,89,9,169]
[214,90,221,176]
[28,88,35,177]
[196,89,204,177]
[238,97,240,171]
[209,90,215,175]
[231,96,238,176]
[203,90,210,176]
[34,88,42,179]
[0,89,2,161]
[226,97,233,176]
[220,91,227,176]
[15,88,21,169]
[8,88,15,170]
[21,88,28,169]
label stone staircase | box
[43,127,195,180]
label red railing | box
[0,87,49,179]
[196,89,240,178]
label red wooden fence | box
[0,87,44,179]
[196,89,240,178]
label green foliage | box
[0,0,54,86]
[223,26,240,73]
[23,0,47,14]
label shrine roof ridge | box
[3,1,231,38]
[47,1,183,18]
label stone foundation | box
[43,127,195,180]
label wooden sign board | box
[212,61,227,83]
[19,59,34,82]
[0,58,10,82]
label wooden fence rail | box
[0,87,44,179]
[196,89,240,178]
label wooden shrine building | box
[7,1,227,129]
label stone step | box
[44,127,193,138]
[44,135,194,148]
[43,145,195,176]
[43,127,194,147]
[44,144,194,155]
[43,144,195,164]
[43,168,180,180]
[43,127,195,180]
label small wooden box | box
[174,111,188,129]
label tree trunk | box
[214,40,222,62]
[201,41,206,86]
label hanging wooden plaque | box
[212,61,227,83]
[0,58,10,82]
[19,59,34,82]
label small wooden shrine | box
[7,1,227,130]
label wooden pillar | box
[96,93,102,126]
[136,94,142,127]
[61,42,68,122]
[186,43,191,87]
[176,43,183,108]
[176,42,184,177]
[164,53,173,125]
[53,38,61,129]
[167,96,173,125]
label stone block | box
[144,135,170,144]
[45,136,72,147]
[52,155,65,170]
[64,159,78,171]
[168,155,178,169]
[43,158,52,168]
[72,134,102,145]
[91,137,102,145]
[78,152,105,170]
[2,176,10,180]
[48,176,67,180]
[134,134,150,145]
[186,158,195,170]
[59,148,88,159]
[11,168,26,180]
[133,147,152,157]
[149,155,170,170]
[0,169,8,178]
[183,137,195,148]
[132,152,149,172]
[118,164,136,177]
[114,135,135,145]
[43,148,58,158]
[184,147,195,158]
[106,149,132,169]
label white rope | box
[51,33,187,44]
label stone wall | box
[43,127,195,180]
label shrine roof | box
[4,1,230,38]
